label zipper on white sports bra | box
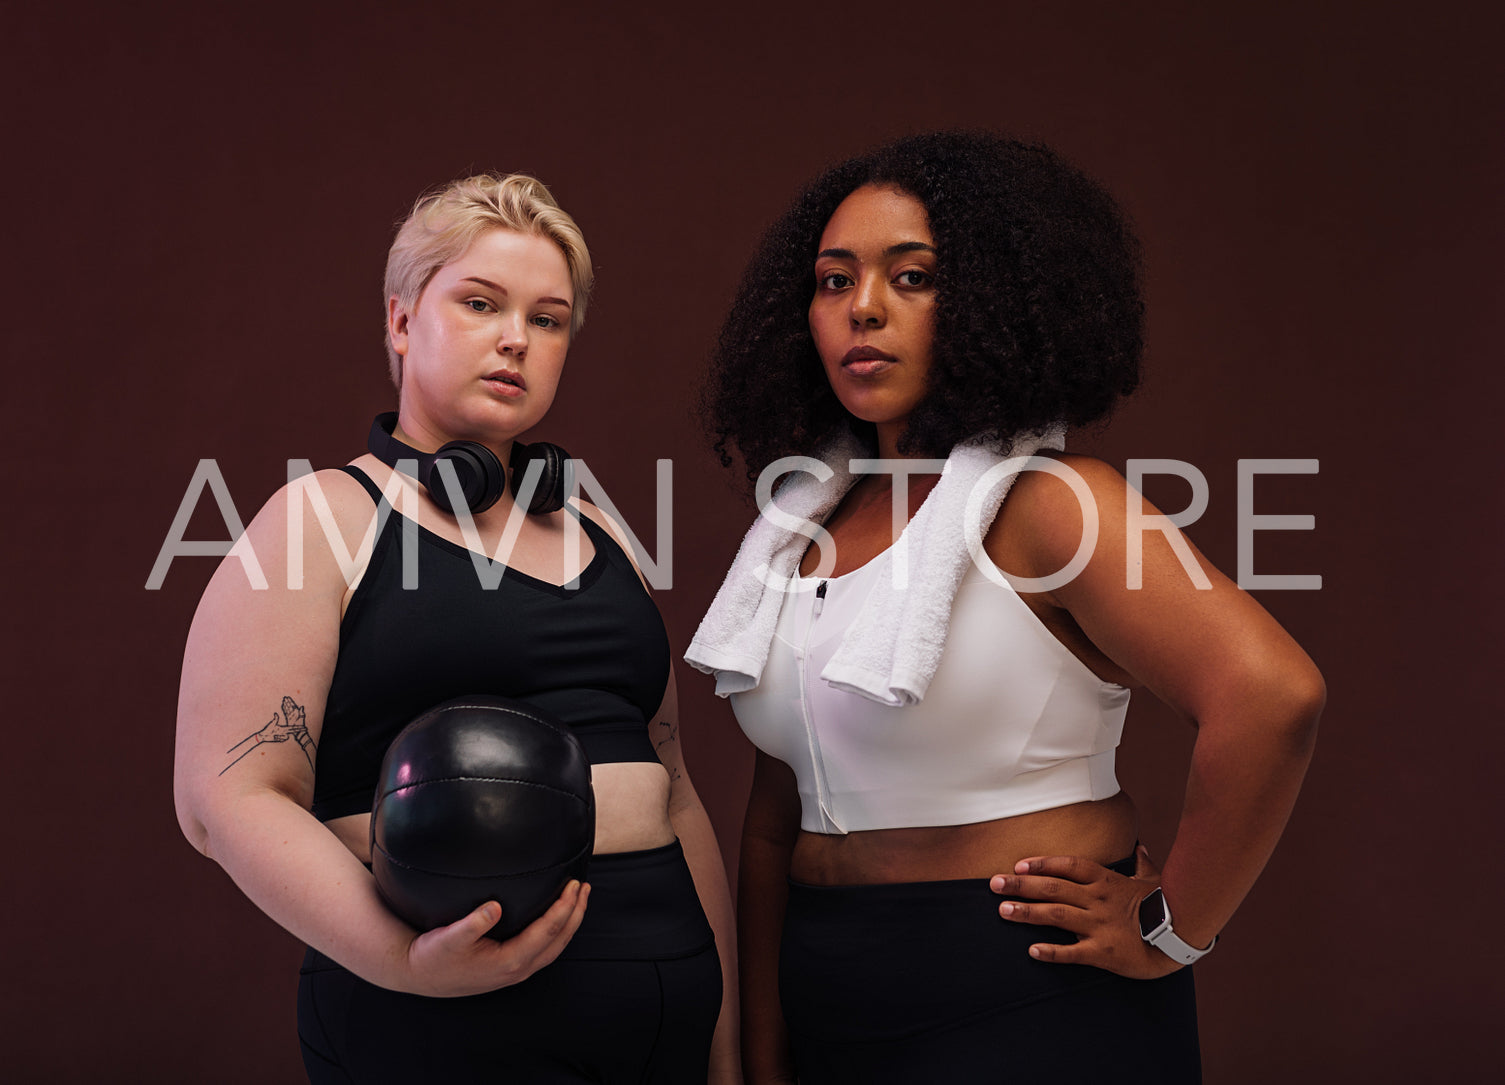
[799,579,839,832]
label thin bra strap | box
[569,506,638,576]
[338,464,386,506]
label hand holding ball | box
[371,696,595,941]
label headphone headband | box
[366,413,570,516]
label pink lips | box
[484,368,526,398]
[840,345,897,377]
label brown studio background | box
[5,2,1501,1081]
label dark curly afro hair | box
[702,131,1144,485]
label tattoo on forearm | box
[220,695,316,776]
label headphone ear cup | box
[426,441,506,515]
[509,442,573,516]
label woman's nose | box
[496,313,528,356]
[849,276,885,327]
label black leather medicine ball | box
[370,695,595,941]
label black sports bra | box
[311,466,670,821]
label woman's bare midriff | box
[323,761,678,866]
[789,791,1138,885]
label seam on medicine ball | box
[371,839,593,879]
[412,703,574,743]
[375,777,592,804]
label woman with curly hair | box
[688,132,1323,1083]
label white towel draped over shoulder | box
[684,426,1067,706]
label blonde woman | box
[176,174,738,1083]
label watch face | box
[1138,889,1168,938]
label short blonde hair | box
[383,173,594,389]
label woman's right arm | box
[738,750,802,1083]
[173,469,587,996]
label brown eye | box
[820,272,853,290]
[896,270,932,288]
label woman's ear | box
[387,295,411,359]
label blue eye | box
[465,299,491,313]
[532,314,561,329]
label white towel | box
[685,425,1066,706]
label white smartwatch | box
[1137,888,1216,965]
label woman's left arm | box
[989,454,1325,978]
[655,668,743,1083]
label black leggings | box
[779,856,1201,1083]
[297,841,722,1084]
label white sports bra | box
[729,551,1130,834]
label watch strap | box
[1141,888,1217,965]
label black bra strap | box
[573,509,638,576]
[339,464,386,506]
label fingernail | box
[990,875,1007,892]
[1029,945,1043,959]
[1001,903,1016,916]
[1015,860,1030,874]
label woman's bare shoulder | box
[985,452,1128,571]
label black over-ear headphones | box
[366,412,572,516]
